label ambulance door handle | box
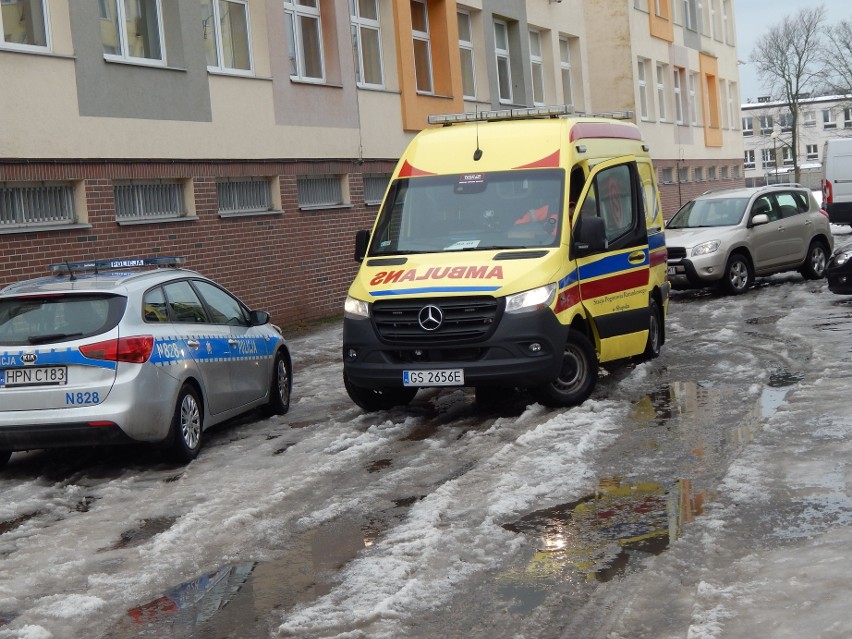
[187,339,200,349]
[628,251,647,265]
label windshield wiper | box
[27,332,84,345]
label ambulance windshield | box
[369,169,565,256]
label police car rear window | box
[0,294,126,346]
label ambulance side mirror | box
[354,230,370,262]
[574,216,608,256]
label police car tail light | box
[80,336,154,364]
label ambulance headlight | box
[344,295,370,319]
[691,240,721,257]
[505,284,556,314]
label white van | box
[822,137,852,225]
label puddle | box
[500,477,705,601]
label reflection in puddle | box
[500,477,705,607]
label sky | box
[735,0,851,103]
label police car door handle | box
[228,339,239,348]
[628,250,647,265]
[187,339,200,349]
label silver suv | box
[0,257,291,468]
[665,185,833,294]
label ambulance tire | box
[641,298,663,360]
[262,349,292,417]
[532,332,598,407]
[0,450,10,468]
[167,385,203,464]
[344,374,418,412]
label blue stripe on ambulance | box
[648,232,665,251]
[578,249,649,280]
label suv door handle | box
[628,250,647,265]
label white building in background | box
[741,95,852,189]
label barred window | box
[297,175,344,208]
[0,183,75,228]
[217,179,272,214]
[363,174,390,205]
[114,182,185,221]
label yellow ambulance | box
[343,106,669,411]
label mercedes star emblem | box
[418,305,443,331]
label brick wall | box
[656,158,746,220]
[0,159,393,328]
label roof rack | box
[427,104,635,126]
[49,256,187,276]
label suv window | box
[751,195,778,222]
[0,294,125,346]
[774,192,805,219]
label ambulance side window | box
[583,162,645,249]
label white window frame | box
[759,114,773,134]
[285,0,326,83]
[559,36,573,107]
[688,71,699,125]
[102,0,166,66]
[803,110,816,127]
[411,0,433,94]
[782,146,794,166]
[682,0,696,30]
[529,29,545,107]
[761,148,775,167]
[656,62,667,122]
[638,58,649,121]
[494,19,513,105]
[806,144,818,160]
[673,67,685,125]
[710,0,718,40]
[203,0,254,75]
[0,0,50,52]
[823,108,836,129]
[744,150,755,169]
[351,0,384,88]
[845,108,852,128]
[742,116,753,135]
[458,10,476,99]
[727,81,736,129]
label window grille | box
[217,179,272,213]
[0,184,74,227]
[297,176,343,208]
[364,175,390,205]
[114,182,184,221]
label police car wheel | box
[532,332,598,407]
[0,450,10,468]
[167,385,203,463]
[640,299,663,360]
[262,350,292,416]
[344,373,417,411]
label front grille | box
[667,247,687,260]
[372,297,500,343]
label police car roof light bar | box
[427,105,635,126]
[49,256,187,276]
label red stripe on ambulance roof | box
[513,150,560,169]
[398,160,435,178]
[569,122,642,142]
[579,268,649,299]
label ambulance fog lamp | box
[505,283,556,314]
[344,295,370,319]
[528,343,542,353]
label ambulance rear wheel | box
[344,374,417,412]
[532,332,598,407]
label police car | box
[0,257,291,467]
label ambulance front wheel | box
[641,298,663,360]
[344,373,418,411]
[532,332,598,407]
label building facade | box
[741,95,852,190]
[1,0,743,326]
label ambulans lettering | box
[370,266,504,286]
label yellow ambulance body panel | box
[343,106,669,411]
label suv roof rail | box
[427,105,635,126]
[49,256,187,276]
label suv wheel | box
[801,240,829,280]
[722,254,753,295]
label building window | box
[682,0,696,30]
[721,165,729,179]
[297,175,345,208]
[494,19,512,105]
[806,144,818,160]
[803,110,816,127]
[656,62,667,122]
[0,0,49,50]
[823,108,836,129]
[661,167,673,183]
[744,150,755,169]
[217,179,272,214]
[759,115,773,135]
[761,148,776,167]
[733,165,740,178]
[728,81,737,128]
[708,166,717,180]
[638,58,649,121]
[673,67,686,125]
[844,108,852,128]
[285,0,325,82]
[114,182,185,222]
[678,166,689,183]
[458,10,476,99]
[695,166,704,181]
[202,0,252,73]
[529,29,545,106]
[779,112,793,132]
[742,116,753,136]
[364,174,390,205]
[410,0,433,93]
[0,183,75,228]
[782,146,794,166]
[688,71,699,125]
[722,0,731,43]
[559,36,573,107]
[101,0,164,64]
[351,0,383,87]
